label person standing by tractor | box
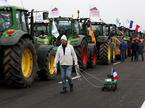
[138,39,144,61]
[54,35,78,94]
[131,39,139,61]
[119,40,127,61]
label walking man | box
[54,35,78,94]
[138,39,144,61]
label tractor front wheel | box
[74,39,88,70]
[3,38,37,87]
[88,43,97,68]
[37,45,56,81]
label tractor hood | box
[68,35,86,47]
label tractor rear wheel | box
[99,41,112,65]
[37,46,55,80]
[88,43,97,68]
[74,39,88,70]
[3,38,37,88]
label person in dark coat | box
[138,39,144,61]
[131,39,139,61]
[119,41,127,61]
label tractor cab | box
[32,11,53,45]
[50,17,73,36]
[108,24,118,37]
[49,17,83,45]
[91,22,109,43]
[0,6,29,38]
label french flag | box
[112,68,119,80]
[135,24,140,32]
[129,20,134,28]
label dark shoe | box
[70,84,74,92]
[60,87,68,94]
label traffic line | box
[113,62,121,66]
[141,101,145,108]
[58,75,81,84]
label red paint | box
[92,51,97,64]
[82,47,87,65]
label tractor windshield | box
[124,29,130,36]
[57,20,72,35]
[109,25,117,36]
[92,24,102,36]
[0,10,11,31]
[103,25,109,36]
[34,24,48,36]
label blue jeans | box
[120,49,125,61]
[60,65,73,88]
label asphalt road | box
[0,56,145,108]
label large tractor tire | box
[87,43,97,68]
[3,38,37,88]
[74,39,88,70]
[99,41,112,65]
[37,45,55,81]
[0,50,4,80]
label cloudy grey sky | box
[1,0,145,30]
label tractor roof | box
[91,22,106,25]
[108,24,117,27]
[34,22,49,25]
[49,17,73,21]
[0,5,28,11]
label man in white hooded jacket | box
[54,35,78,94]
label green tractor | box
[32,11,56,80]
[49,17,97,69]
[118,26,132,57]
[108,24,121,60]
[91,22,115,64]
[0,6,56,87]
[0,6,37,87]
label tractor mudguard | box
[37,45,53,70]
[0,31,29,46]
[70,35,87,47]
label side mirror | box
[43,12,49,20]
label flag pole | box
[20,0,24,9]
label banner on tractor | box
[35,13,43,22]
[89,7,100,18]
[51,7,59,18]
[89,23,96,44]
[115,17,121,27]
[51,20,59,38]
[135,24,140,32]
[129,20,134,28]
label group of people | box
[131,38,144,61]
[119,38,144,62]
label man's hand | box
[75,65,79,69]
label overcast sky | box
[1,0,145,30]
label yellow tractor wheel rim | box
[48,54,55,75]
[113,48,116,61]
[21,48,33,78]
[108,46,111,64]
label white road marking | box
[113,62,121,66]
[141,101,145,108]
[58,75,81,84]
